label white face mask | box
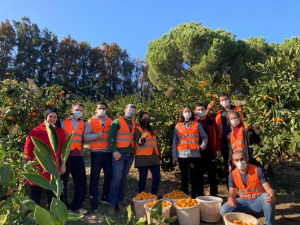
[97,109,106,117]
[183,112,192,119]
[221,99,230,108]
[230,118,240,126]
[125,110,134,118]
[73,111,82,119]
[235,160,247,170]
[196,110,206,117]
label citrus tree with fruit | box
[244,47,300,167]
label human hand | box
[113,151,121,161]
[266,191,276,204]
[207,103,215,111]
[173,157,178,165]
[228,197,237,208]
[97,132,104,138]
[216,151,221,158]
[228,166,232,172]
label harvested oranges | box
[164,190,187,199]
[232,220,254,225]
[134,192,156,201]
[145,200,170,208]
[175,197,198,208]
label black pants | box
[90,151,113,207]
[178,157,202,198]
[138,165,161,195]
[61,155,87,211]
[30,185,55,206]
[221,142,230,188]
[200,150,218,196]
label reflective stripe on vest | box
[89,117,112,150]
[232,164,266,200]
[230,126,246,152]
[116,117,136,148]
[215,106,244,138]
[135,126,159,156]
[63,119,84,151]
[177,121,200,151]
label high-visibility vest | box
[64,119,84,151]
[232,164,266,200]
[177,121,200,151]
[116,117,136,148]
[215,106,244,138]
[89,117,112,149]
[230,126,246,152]
[135,126,159,156]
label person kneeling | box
[220,151,276,225]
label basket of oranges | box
[163,190,188,217]
[196,196,223,223]
[132,192,157,219]
[174,197,201,225]
[223,213,258,225]
[144,200,172,225]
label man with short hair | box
[220,151,276,225]
[61,102,87,215]
[108,104,136,215]
[84,102,113,211]
[195,103,221,196]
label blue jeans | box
[220,193,275,225]
[138,165,161,195]
[109,152,134,205]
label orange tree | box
[244,47,300,167]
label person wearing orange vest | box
[108,104,136,216]
[227,111,260,171]
[83,102,113,211]
[220,151,276,225]
[61,102,87,215]
[206,93,245,186]
[134,111,161,195]
[172,105,208,198]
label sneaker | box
[101,197,109,205]
[116,204,127,212]
[108,205,116,216]
[77,208,88,215]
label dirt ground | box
[63,148,300,225]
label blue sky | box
[1,0,300,60]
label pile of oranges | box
[175,197,198,208]
[164,190,187,199]
[232,220,254,225]
[145,200,171,208]
[134,192,156,201]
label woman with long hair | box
[172,105,208,198]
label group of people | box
[24,93,277,224]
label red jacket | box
[196,116,221,156]
[24,122,66,185]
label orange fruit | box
[281,118,285,122]
[277,118,281,122]
[55,99,59,103]
[243,222,248,225]
[31,107,36,111]
[211,101,215,105]
[55,93,59,96]
[9,102,14,106]
[31,112,37,117]
[27,113,32,117]
[263,95,269,101]
[7,116,14,121]
[272,118,276,122]
[282,153,287,157]
[61,90,65,94]
[273,96,278,102]
[46,101,52,106]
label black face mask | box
[140,118,150,126]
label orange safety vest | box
[64,119,84,151]
[135,126,159,156]
[116,117,136,148]
[89,117,112,149]
[230,126,246,152]
[232,164,266,200]
[177,121,200,151]
[215,106,244,138]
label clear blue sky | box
[1,0,300,60]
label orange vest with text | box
[177,121,200,151]
[116,117,136,148]
[232,164,266,200]
[230,126,246,152]
[64,119,84,151]
[135,126,159,156]
[215,106,244,138]
[89,117,112,149]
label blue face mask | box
[73,111,82,119]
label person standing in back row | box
[61,102,87,215]
[172,105,208,198]
[84,102,113,211]
[108,104,136,216]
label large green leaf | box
[151,200,162,220]
[34,205,55,225]
[0,163,12,185]
[31,137,53,160]
[61,133,73,168]
[136,216,147,225]
[34,146,58,177]
[23,174,54,191]
[50,198,68,225]
[163,216,177,223]
[45,121,59,154]
[17,196,37,211]
[67,213,83,221]
[105,216,118,225]
[56,179,63,199]
[0,215,7,225]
